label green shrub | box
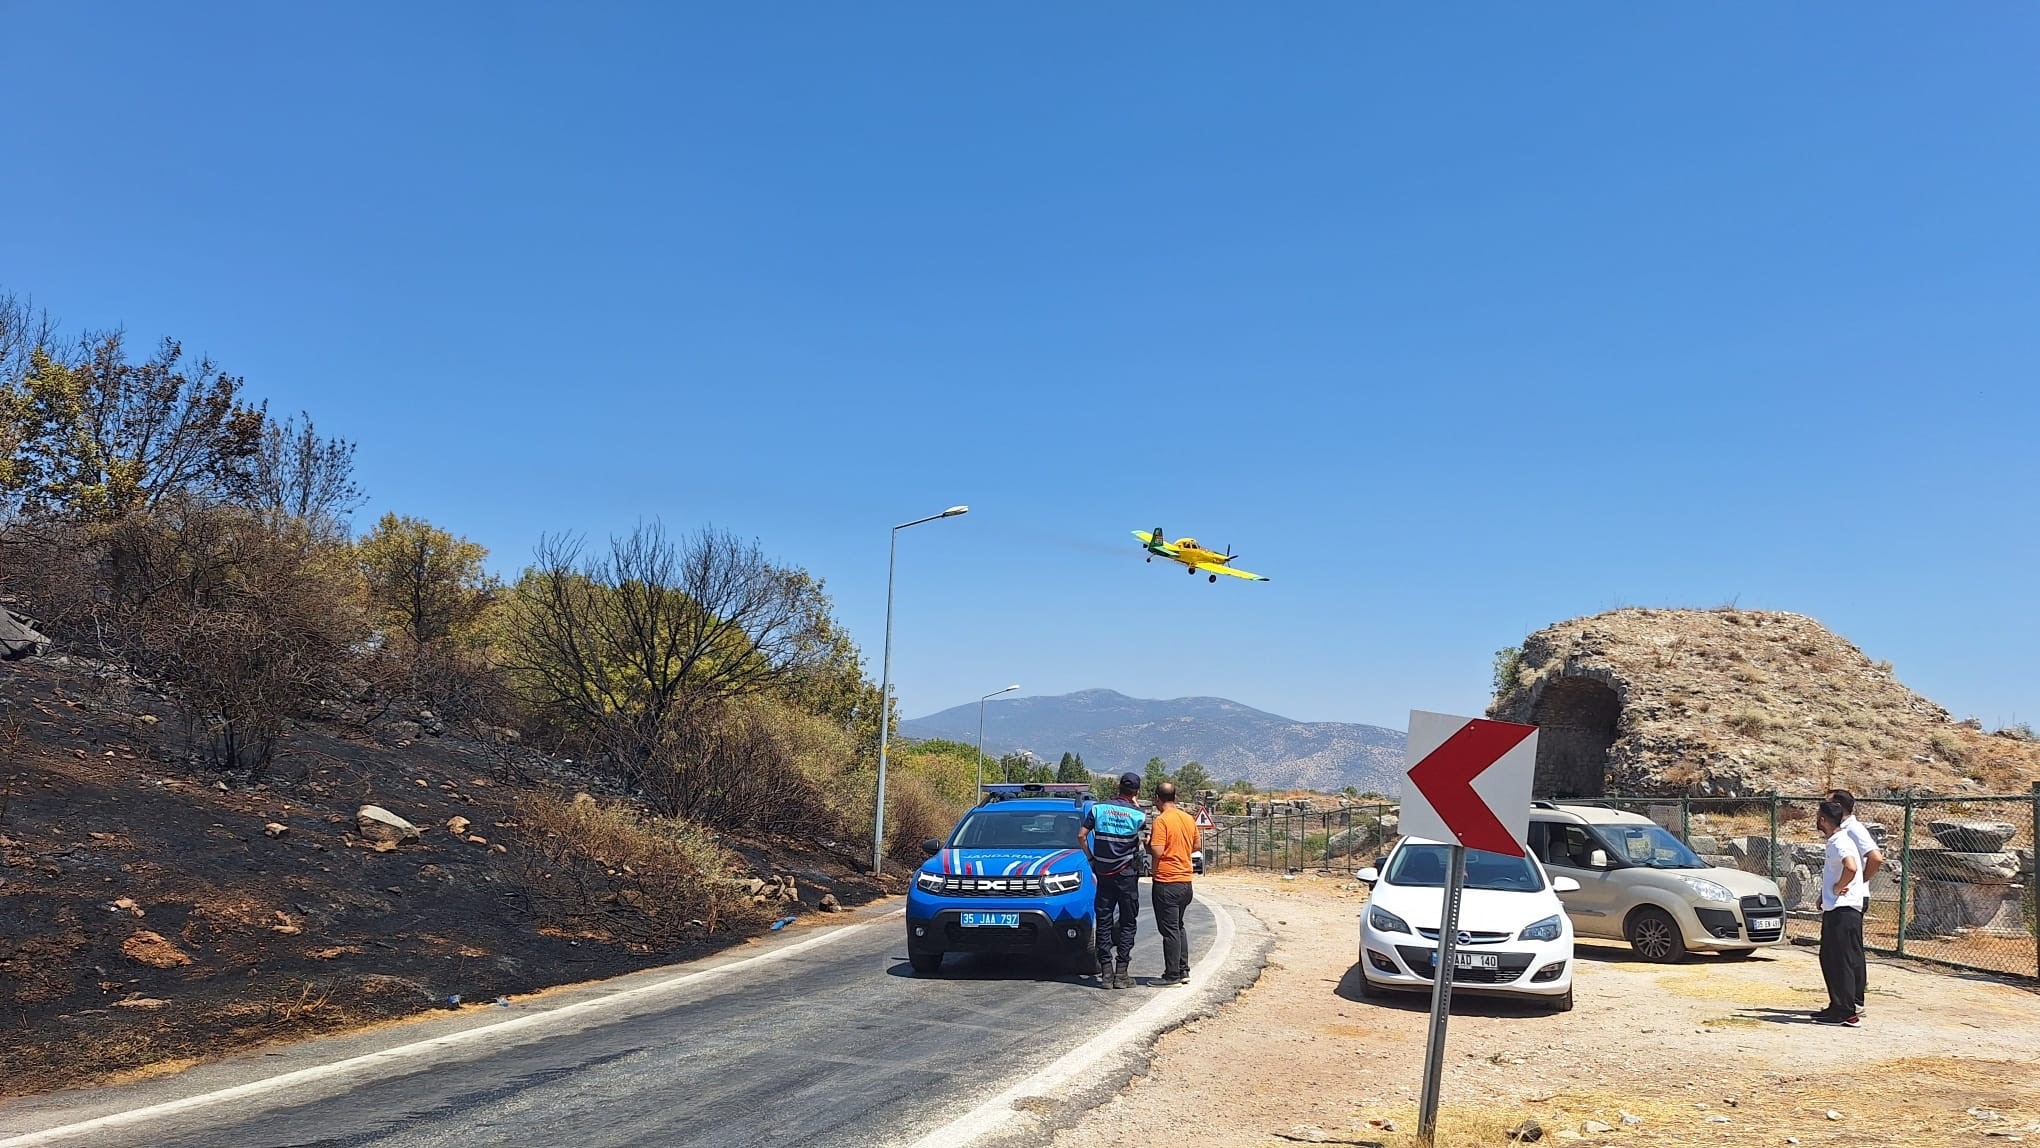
[1491,646,1524,698]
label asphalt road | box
[0,892,1235,1148]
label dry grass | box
[1725,708,1774,736]
[1653,970,1822,1007]
[517,793,767,945]
[1344,1058,2040,1148]
[881,772,967,862]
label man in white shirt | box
[1827,788,1882,1015]
[1814,799,1868,1026]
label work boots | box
[1113,961,1132,990]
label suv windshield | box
[1590,823,1706,869]
[1385,844,1545,892]
[949,809,1084,850]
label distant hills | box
[902,688,1406,794]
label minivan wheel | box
[1548,986,1574,1012]
[909,951,943,975]
[1627,907,1687,963]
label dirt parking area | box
[1053,872,2040,1148]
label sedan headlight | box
[1368,905,1411,935]
[914,871,945,893]
[1044,871,1082,894]
[1676,876,1736,904]
[1519,914,1564,942]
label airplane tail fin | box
[1150,526,1165,551]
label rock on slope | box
[1488,608,2040,798]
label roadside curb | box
[900,890,1275,1148]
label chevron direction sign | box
[1399,711,1538,858]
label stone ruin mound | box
[1487,608,2040,798]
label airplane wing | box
[1195,561,1269,582]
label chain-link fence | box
[1204,802,1397,873]
[1211,787,2040,980]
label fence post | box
[2031,783,2039,978]
[1768,797,1780,887]
[1896,797,1914,960]
[1680,797,1691,843]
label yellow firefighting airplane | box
[1133,528,1271,583]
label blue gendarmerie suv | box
[906,784,1099,976]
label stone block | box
[1907,879,2027,938]
[1928,819,2018,852]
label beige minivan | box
[1527,802,1787,962]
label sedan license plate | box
[1749,916,1782,931]
[1430,951,1499,969]
[959,912,1020,928]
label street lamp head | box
[940,505,969,517]
[1003,684,1020,692]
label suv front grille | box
[933,876,1047,897]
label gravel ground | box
[1050,871,2040,1148]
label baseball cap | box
[1118,772,1142,791]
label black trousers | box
[1819,906,1864,1016]
[1153,880,1194,978]
[1853,898,1870,1006]
[1095,871,1140,966]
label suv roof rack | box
[978,783,1093,806]
[1531,800,1560,810]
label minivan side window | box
[1548,825,1601,869]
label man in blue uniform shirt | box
[1080,772,1149,989]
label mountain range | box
[901,688,1406,794]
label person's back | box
[1150,805,1198,884]
[1085,797,1148,877]
[1082,774,1150,989]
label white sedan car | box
[1356,837,1580,1012]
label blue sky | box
[4,5,2036,732]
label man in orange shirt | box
[1147,781,1200,987]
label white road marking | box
[0,910,903,1148]
[900,897,1239,1148]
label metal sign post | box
[1400,711,1538,1148]
[1416,843,1466,1147]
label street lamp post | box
[975,684,1021,791]
[872,505,969,876]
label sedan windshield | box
[1591,823,1706,869]
[949,809,1084,850]
[1385,844,1545,892]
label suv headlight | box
[1368,905,1411,935]
[914,871,945,893]
[1676,876,1735,904]
[1519,914,1564,942]
[1044,871,1082,894]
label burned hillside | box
[0,654,887,1096]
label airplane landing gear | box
[1208,574,1218,583]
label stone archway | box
[1528,675,1621,798]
